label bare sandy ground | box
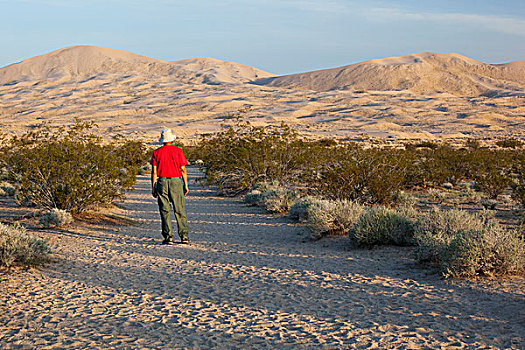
[1,168,524,349]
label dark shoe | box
[162,239,175,245]
[180,238,190,244]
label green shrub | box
[317,146,407,205]
[195,118,316,195]
[307,199,365,240]
[0,223,50,268]
[511,153,525,207]
[349,207,416,248]
[495,138,523,149]
[441,226,525,278]
[472,151,511,199]
[191,117,522,208]
[3,121,148,213]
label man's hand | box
[152,187,158,198]
[184,186,189,196]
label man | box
[150,128,189,245]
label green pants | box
[156,177,189,240]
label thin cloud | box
[368,7,525,37]
[282,0,353,13]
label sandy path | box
[1,167,524,349]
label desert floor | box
[1,79,524,145]
[1,167,524,349]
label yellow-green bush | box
[3,121,148,213]
[193,118,524,207]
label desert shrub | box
[414,208,487,263]
[425,145,471,186]
[244,181,277,206]
[405,140,440,150]
[496,138,523,149]
[481,198,498,210]
[137,163,153,175]
[394,191,418,208]
[0,223,50,268]
[472,151,511,199]
[416,208,486,237]
[260,187,299,213]
[244,182,299,213]
[3,121,148,213]
[465,139,481,149]
[192,117,522,208]
[39,208,74,228]
[440,226,525,278]
[244,190,263,206]
[349,207,416,248]
[307,199,365,240]
[511,152,525,207]
[316,145,408,205]
[288,197,316,222]
[459,187,481,204]
[195,118,318,195]
[0,181,15,196]
[426,188,447,203]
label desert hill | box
[0,47,523,142]
[255,52,525,96]
[0,46,275,85]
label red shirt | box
[150,145,188,177]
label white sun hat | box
[159,128,176,143]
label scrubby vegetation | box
[0,121,149,213]
[195,118,525,208]
[306,199,365,240]
[0,122,150,270]
[0,223,50,268]
[349,207,416,248]
[439,225,524,278]
[413,209,525,277]
[195,117,525,278]
[195,120,317,195]
[39,208,74,228]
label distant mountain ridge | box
[1,47,524,96]
[0,46,275,85]
[255,52,525,96]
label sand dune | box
[0,47,524,142]
[0,46,274,85]
[256,52,525,97]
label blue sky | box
[1,0,524,74]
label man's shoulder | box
[156,145,184,154]
[169,145,184,152]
